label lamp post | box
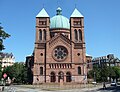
[94,72,96,86]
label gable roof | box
[49,34,71,47]
[70,8,84,17]
[36,8,49,17]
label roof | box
[50,7,70,29]
[36,8,49,17]
[70,8,84,17]
[0,52,14,58]
[86,53,92,57]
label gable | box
[49,34,71,48]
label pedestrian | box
[103,82,106,90]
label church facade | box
[33,7,87,84]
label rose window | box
[53,46,68,61]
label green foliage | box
[0,23,10,51]
[87,65,120,82]
[88,67,102,82]
[2,65,15,80]
[3,62,28,84]
[108,66,116,80]
[112,66,120,81]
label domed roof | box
[50,7,70,29]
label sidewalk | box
[53,84,110,92]
[3,83,110,92]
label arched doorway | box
[58,71,64,82]
[66,72,72,82]
[50,72,56,82]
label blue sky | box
[0,0,120,62]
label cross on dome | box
[56,7,62,15]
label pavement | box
[2,84,120,92]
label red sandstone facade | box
[33,8,87,84]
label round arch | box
[78,29,82,41]
[50,71,56,82]
[74,29,78,41]
[43,29,46,40]
[39,29,42,40]
[66,72,72,82]
[58,71,64,82]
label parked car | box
[117,82,120,85]
[92,81,97,85]
[111,82,117,86]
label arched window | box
[40,67,43,75]
[78,66,81,75]
[50,72,56,82]
[39,29,42,40]
[66,72,72,82]
[74,29,78,41]
[78,29,82,41]
[43,29,46,40]
[58,71,64,82]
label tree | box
[2,65,15,80]
[0,23,10,51]
[3,62,28,84]
[88,66,111,82]
[12,62,28,84]
[112,66,120,82]
[108,66,116,81]
[100,66,110,82]
[87,66,102,82]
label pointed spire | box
[70,8,84,17]
[36,8,49,17]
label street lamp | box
[94,72,96,86]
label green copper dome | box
[50,7,70,29]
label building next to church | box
[92,54,120,68]
[30,7,87,84]
[86,54,92,71]
[0,52,15,70]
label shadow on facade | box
[25,55,34,84]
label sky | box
[0,0,120,62]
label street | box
[3,84,120,92]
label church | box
[32,7,87,84]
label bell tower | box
[33,8,50,83]
[70,8,86,75]
[70,8,85,43]
[35,8,50,43]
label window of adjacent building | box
[78,66,81,75]
[78,29,82,41]
[74,29,78,41]
[39,29,42,41]
[40,67,43,75]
